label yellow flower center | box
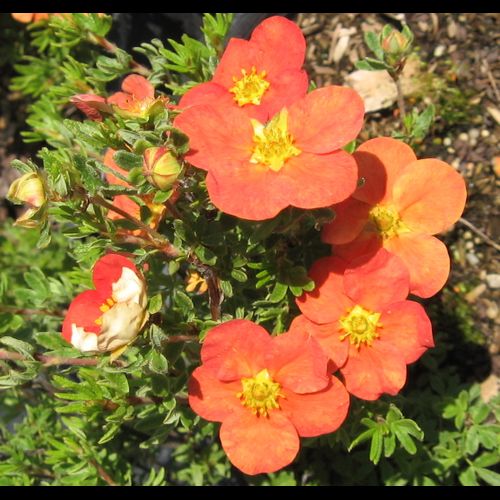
[339,304,382,349]
[249,109,301,172]
[95,297,117,326]
[229,66,270,106]
[369,205,409,240]
[237,368,283,417]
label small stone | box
[481,129,490,138]
[469,128,480,139]
[434,45,446,57]
[480,374,499,403]
[465,241,474,250]
[443,137,452,146]
[470,138,477,147]
[486,301,498,320]
[451,158,460,168]
[447,147,456,154]
[465,283,486,303]
[486,274,500,289]
[458,132,468,141]
[465,252,479,265]
[463,231,472,239]
[344,70,397,113]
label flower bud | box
[381,29,411,55]
[143,147,182,191]
[7,172,47,228]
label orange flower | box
[71,75,167,121]
[107,75,167,119]
[174,85,364,220]
[189,319,350,475]
[11,13,50,23]
[62,253,148,353]
[179,16,308,122]
[103,149,166,234]
[322,137,467,298]
[292,249,434,401]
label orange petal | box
[250,16,306,76]
[340,341,407,400]
[379,300,434,364]
[352,137,416,205]
[384,233,451,298]
[282,150,358,209]
[205,168,290,220]
[322,197,371,245]
[92,253,140,296]
[343,248,409,310]
[280,375,350,437]
[255,68,308,122]
[173,104,253,172]
[107,195,141,222]
[188,366,242,422]
[121,74,154,101]
[288,86,364,154]
[107,91,134,110]
[62,290,104,342]
[220,407,299,475]
[296,256,354,324]
[212,38,262,89]
[333,230,382,263]
[12,13,36,22]
[200,319,271,381]
[178,82,234,112]
[393,159,467,235]
[268,329,329,394]
[288,315,348,369]
[103,148,130,187]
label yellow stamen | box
[339,304,382,349]
[369,205,409,240]
[96,297,116,324]
[229,66,270,106]
[250,109,301,172]
[237,368,283,417]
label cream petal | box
[71,324,98,352]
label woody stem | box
[89,195,181,259]
[90,34,151,77]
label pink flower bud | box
[7,172,47,228]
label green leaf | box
[369,428,383,464]
[220,279,233,298]
[459,467,479,486]
[230,269,247,283]
[98,423,121,444]
[355,58,391,71]
[0,336,35,359]
[153,189,174,204]
[364,30,384,60]
[412,104,435,140]
[174,290,194,312]
[268,282,288,303]
[394,427,417,455]
[148,293,163,314]
[476,467,500,486]
[148,350,169,374]
[113,150,144,170]
[465,426,480,455]
[24,267,49,298]
[342,140,357,154]
[348,428,375,451]
[194,246,217,266]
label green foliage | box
[1,12,497,486]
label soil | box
[1,13,498,384]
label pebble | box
[470,138,477,147]
[486,301,498,320]
[466,252,479,265]
[447,147,456,154]
[465,283,486,302]
[469,128,480,139]
[443,137,452,146]
[434,45,446,57]
[458,132,469,142]
[481,129,490,138]
[451,158,461,169]
[465,241,474,250]
[486,274,500,289]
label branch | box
[89,34,150,77]
[89,195,181,259]
[459,217,500,252]
[0,305,65,318]
[89,459,118,486]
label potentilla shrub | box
[2,14,493,487]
